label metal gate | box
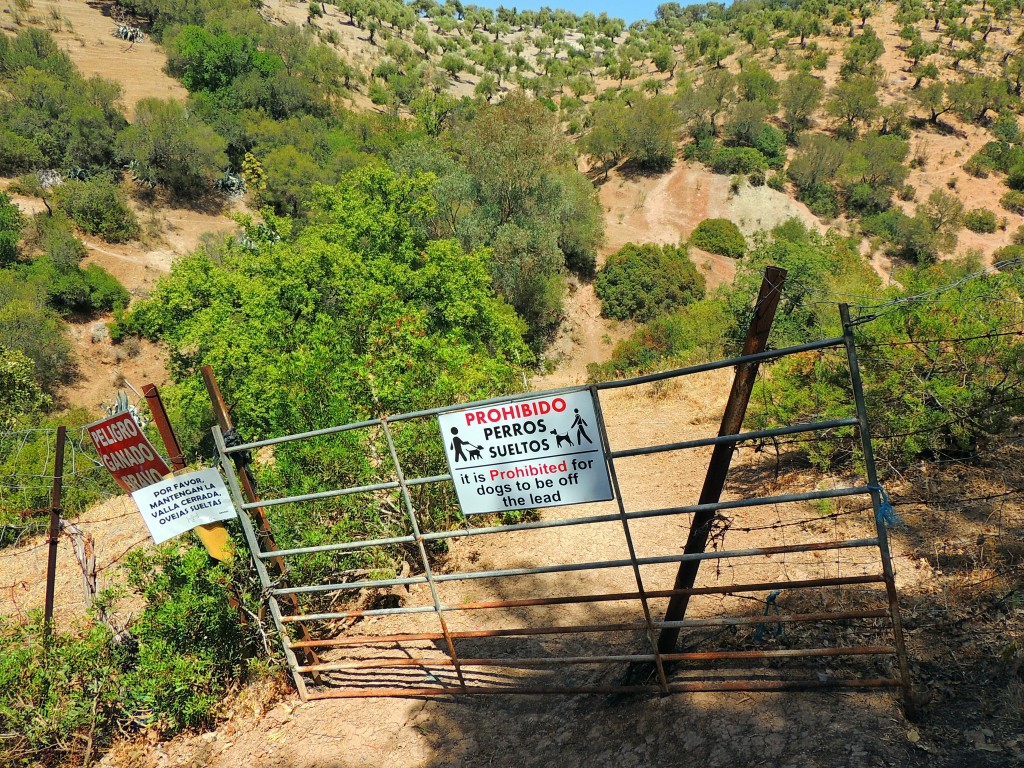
[212,293,913,705]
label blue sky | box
[472,1,660,25]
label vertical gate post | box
[200,366,322,685]
[143,384,187,471]
[381,418,467,691]
[839,303,916,717]
[43,425,66,634]
[657,266,787,654]
[212,426,310,700]
[590,388,669,692]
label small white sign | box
[130,468,238,544]
[438,390,613,515]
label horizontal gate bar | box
[251,487,874,561]
[243,474,451,510]
[654,609,889,629]
[295,646,896,673]
[442,575,886,612]
[595,337,845,390]
[285,574,886,637]
[661,646,896,662]
[280,604,438,623]
[610,418,859,460]
[289,609,888,649]
[297,654,655,672]
[420,486,872,543]
[264,534,417,559]
[223,338,846,455]
[271,538,879,597]
[304,677,901,699]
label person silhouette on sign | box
[449,427,480,462]
[571,408,592,445]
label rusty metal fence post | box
[657,266,787,653]
[201,366,322,687]
[43,425,66,634]
[143,384,187,472]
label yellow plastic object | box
[194,522,234,561]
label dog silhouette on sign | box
[550,429,573,448]
[467,445,483,460]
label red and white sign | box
[87,412,171,492]
[438,389,613,515]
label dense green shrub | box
[749,257,1024,466]
[0,192,21,266]
[972,141,1024,175]
[797,182,840,217]
[117,98,228,197]
[0,31,127,174]
[0,543,265,766]
[588,298,733,379]
[845,182,892,215]
[1001,190,1024,214]
[690,218,747,258]
[594,242,705,322]
[0,272,76,394]
[1008,163,1024,191]
[963,156,990,178]
[52,176,140,243]
[994,244,1024,263]
[82,264,131,311]
[18,214,129,314]
[710,146,768,175]
[963,207,998,233]
[682,136,717,164]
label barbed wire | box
[802,255,1024,321]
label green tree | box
[912,81,952,123]
[117,98,228,197]
[0,345,49,428]
[737,61,779,111]
[780,71,824,139]
[788,133,847,192]
[624,94,681,171]
[595,242,705,321]
[826,75,880,134]
[582,100,630,177]
[0,192,21,266]
[948,75,1013,123]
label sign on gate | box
[87,411,171,492]
[438,390,613,515]
[130,468,237,544]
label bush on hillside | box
[1001,190,1024,214]
[963,208,998,233]
[690,218,747,259]
[0,544,265,766]
[0,192,21,266]
[588,298,733,379]
[797,183,840,218]
[52,176,140,243]
[594,242,705,322]
[994,244,1024,263]
[709,146,768,175]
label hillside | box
[1,1,1024,767]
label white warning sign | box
[130,467,238,544]
[438,390,613,515]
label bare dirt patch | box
[3,0,188,117]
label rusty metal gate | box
[212,287,913,706]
